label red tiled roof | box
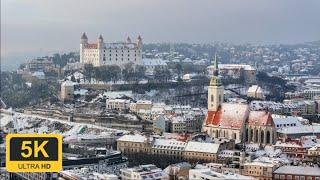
[84,43,98,49]
[248,111,273,126]
[205,109,221,126]
[205,103,274,129]
[205,103,249,129]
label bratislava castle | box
[80,33,142,67]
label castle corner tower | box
[80,32,88,63]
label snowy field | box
[0,109,126,140]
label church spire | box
[208,53,224,111]
[210,54,221,86]
[213,53,219,76]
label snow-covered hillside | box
[0,109,126,139]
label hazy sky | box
[1,0,320,56]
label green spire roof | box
[214,53,218,69]
[210,53,222,86]
[213,53,219,76]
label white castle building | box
[80,33,142,67]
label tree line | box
[1,72,59,108]
[79,63,173,84]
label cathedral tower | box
[208,54,224,111]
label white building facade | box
[80,33,142,67]
[120,164,168,180]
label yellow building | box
[129,100,152,113]
[242,162,276,180]
[116,134,150,154]
[116,134,232,163]
[183,141,220,162]
[308,145,320,156]
[61,80,75,102]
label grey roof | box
[274,166,320,176]
[277,125,320,134]
[273,117,303,127]
[81,32,88,39]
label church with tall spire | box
[208,54,224,112]
[203,54,276,146]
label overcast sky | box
[1,0,320,56]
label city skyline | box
[1,0,320,57]
[1,1,320,178]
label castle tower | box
[208,54,224,111]
[97,35,104,66]
[127,36,132,43]
[80,32,88,44]
[136,35,142,47]
[97,35,104,49]
[80,32,88,63]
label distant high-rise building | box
[80,33,142,67]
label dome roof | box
[98,35,103,40]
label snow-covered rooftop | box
[136,100,152,105]
[243,161,275,167]
[273,116,304,128]
[274,166,320,176]
[117,134,147,143]
[191,167,253,179]
[142,58,167,66]
[152,139,186,151]
[61,80,77,87]
[277,125,320,134]
[185,141,220,154]
[247,85,263,93]
[208,64,255,71]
